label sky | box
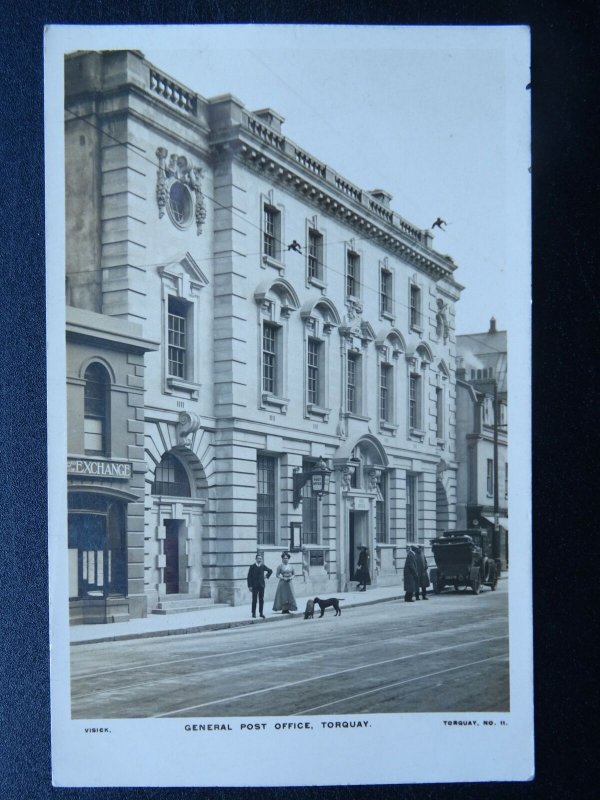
[55,25,531,335]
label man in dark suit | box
[403,545,419,602]
[247,553,273,618]
[414,544,430,600]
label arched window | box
[152,453,191,497]
[84,363,110,455]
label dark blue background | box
[0,2,595,798]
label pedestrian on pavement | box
[272,551,297,614]
[355,545,371,592]
[247,552,273,619]
[413,544,430,600]
[403,545,419,602]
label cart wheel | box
[483,560,490,582]
[489,564,498,590]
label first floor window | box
[380,363,392,423]
[84,362,110,454]
[262,323,278,394]
[168,296,188,379]
[307,338,321,405]
[257,455,277,545]
[487,459,494,495]
[68,493,127,599]
[347,352,360,414]
[409,374,421,429]
[505,462,508,499]
[406,474,417,543]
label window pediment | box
[254,278,301,311]
[158,252,209,298]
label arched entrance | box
[334,434,389,591]
[148,446,207,604]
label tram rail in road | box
[71,588,509,718]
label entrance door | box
[349,510,369,582]
[164,520,180,594]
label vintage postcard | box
[46,24,532,787]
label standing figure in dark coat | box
[414,544,430,600]
[355,545,371,591]
[247,553,273,618]
[272,551,298,613]
[403,545,419,602]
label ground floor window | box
[257,454,277,545]
[406,474,418,543]
[301,460,324,566]
[376,473,388,543]
[302,459,319,545]
[68,492,127,599]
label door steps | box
[151,596,228,616]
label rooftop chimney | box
[252,108,285,133]
[489,317,497,334]
[369,189,393,208]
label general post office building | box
[64,50,464,623]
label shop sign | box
[67,458,132,480]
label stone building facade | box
[65,50,464,620]
[455,318,508,567]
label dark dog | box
[303,599,315,619]
[313,597,343,617]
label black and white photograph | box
[46,24,532,787]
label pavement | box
[70,585,412,645]
[70,577,508,645]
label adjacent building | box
[456,318,508,567]
[65,50,464,622]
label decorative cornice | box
[210,116,459,283]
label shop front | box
[67,466,140,624]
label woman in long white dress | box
[272,551,297,613]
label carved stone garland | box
[156,147,207,235]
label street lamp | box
[293,457,332,508]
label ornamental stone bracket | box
[156,147,207,235]
[177,411,203,447]
[335,463,356,492]
[367,467,383,493]
[340,316,375,348]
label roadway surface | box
[71,584,509,718]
